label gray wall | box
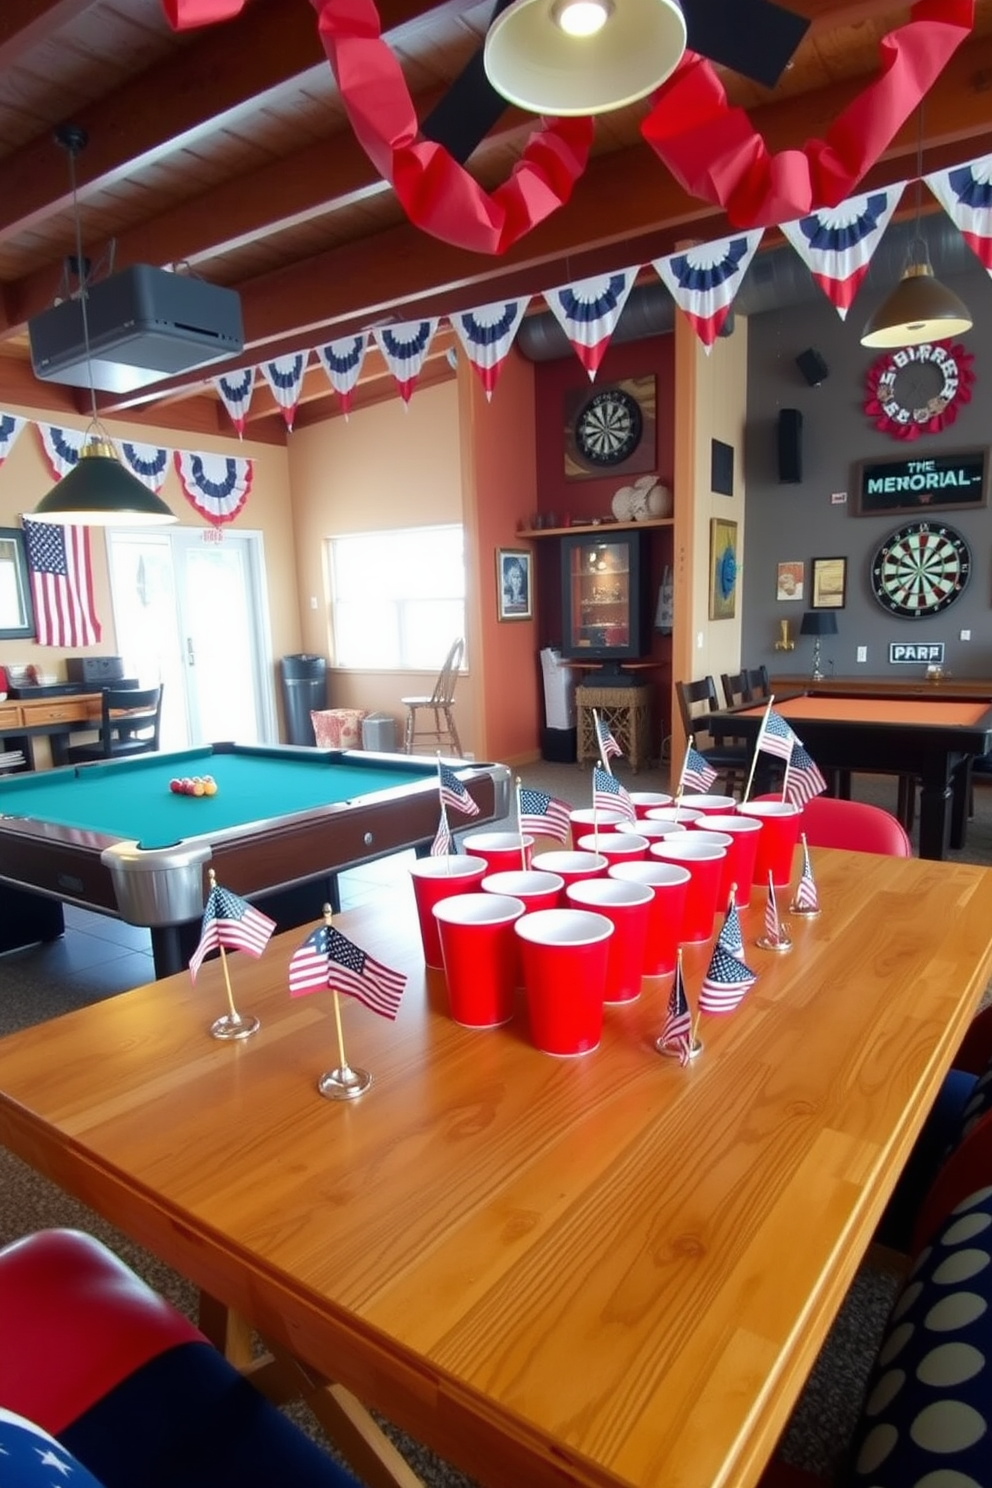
[742,263,992,680]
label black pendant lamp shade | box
[860,238,973,349]
[33,434,176,526]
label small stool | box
[575,685,653,773]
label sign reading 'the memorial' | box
[853,448,988,517]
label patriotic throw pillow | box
[0,1407,105,1486]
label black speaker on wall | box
[777,408,803,484]
[796,347,829,386]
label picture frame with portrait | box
[496,548,532,621]
[775,561,804,603]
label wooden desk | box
[1,852,991,1488]
[0,691,102,769]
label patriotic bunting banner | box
[0,413,26,466]
[213,367,255,437]
[118,441,170,492]
[926,154,992,275]
[36,424,86,479]
[542,270,639,379]
[778,188,902,319]
[450,301,527,400]
[652,233,763,349]
[261,351,309,431]
[373,321,438,404]
[316,335,369,417]
[174,451,253,527]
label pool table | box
[0,743,509,977]
[707,693,992,860]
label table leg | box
[949,759,973,851]
[917,777,953,860]
[0,884,64,951]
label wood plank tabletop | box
[2,848,991,1488]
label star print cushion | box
[0,1407,105,1487]
[845,1182,992,1487]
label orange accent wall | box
[460,349,541,764]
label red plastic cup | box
[531,850,608,901]
[576,831,649,868]
[738,801,803,888]
[409,855,488,969]
[481,869,565,914]
[679,792,737,816]
[608,860,690,977]
[629,791,673,819]
[702,813,763,908]
[515,909,614,1055]
[565,877,653,1003]
[461,831,534,875]
[650,838,727,943]
[569,807,626,841]
[433,893,525,1027]
[635,821,687,844]
[645,806,704,829]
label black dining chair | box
[66,685,163,764]
[674,677,748,797]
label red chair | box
[752,794,911,856]
[0,1229,365,1488]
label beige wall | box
[286,378,479,753]
[0,403,299,729]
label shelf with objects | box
[518,518,673,539]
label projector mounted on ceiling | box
[28,264,244,394]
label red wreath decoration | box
[864,342,975,442]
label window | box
[328,525,466,669]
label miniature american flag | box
[438,762,480,817]
[681,744,718,793]
[518,786,571,843]
[430,813,453,856]
[717,901,744,957]
[764,877,782,944]
[189,884,276,982]
[794,837,819,912]
[757,708,798,762]
[593,765,636,823]
[698,943,757,1013]
[595,713,622,762]
[660,960,693,1065]
[783,742,827,807]
[289,924,406,1019]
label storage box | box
[541,726,577,763]
[66,656,125,685]
[311,708,368,750]
[362,713,397,752]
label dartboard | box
[870,521,971,618]
[574,387,643,467]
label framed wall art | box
[496,548,532,621]
[709,518,738,621]
[776,561,804,602]
[811,556,847,609]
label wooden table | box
[0,690,102,769]
[2,851,991,1488]
[770,675,992,701]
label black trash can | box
[279,654,327,745]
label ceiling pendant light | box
[31,125,177,527]
[483,0,686,116]
[861,109,973,350]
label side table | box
[575,684,653,773]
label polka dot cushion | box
[847,1182,992,1487]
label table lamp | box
[799,611,838,681]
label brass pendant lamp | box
[31,126,177,527]
[860,110,973,350]
[483,0,687,116]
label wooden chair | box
[753,792,911,856]
[66,685,163,764]
[675,677,748,796]
[401,639,463,756]
[746,664,771,700]
[720,670,752,709]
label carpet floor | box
[2,760,990,1487]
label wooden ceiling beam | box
[0,0,467,243]
[0,0,96,68]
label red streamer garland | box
[163,0,974,252]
